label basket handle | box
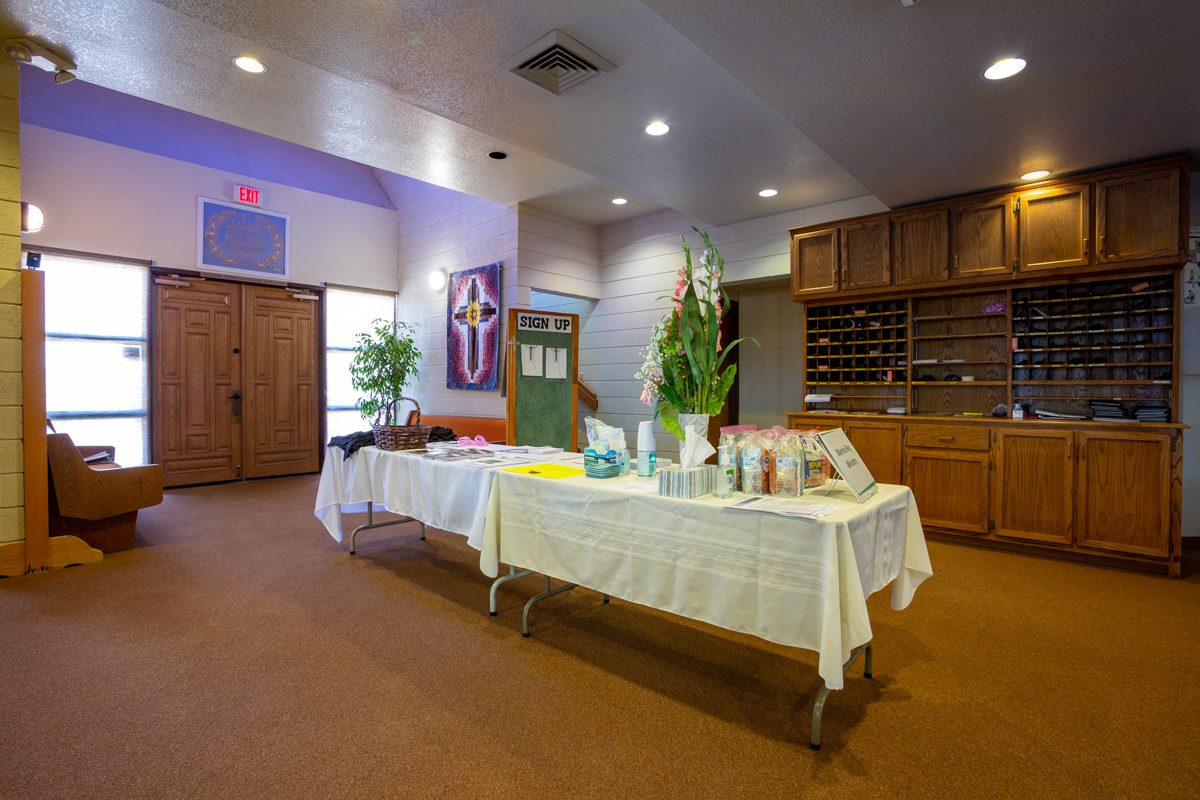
[388,396,420,426]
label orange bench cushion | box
[405,413,507,444]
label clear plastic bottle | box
[773,433,802,497]
[740,434,764,496]
[715,435,736,498]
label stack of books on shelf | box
[1133,405,1170,423]
[1089,400,1128,421]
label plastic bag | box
[773,433,803,497]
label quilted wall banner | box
[446,262,501,390]
[197,197,290,278]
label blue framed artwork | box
[196,197,290,279]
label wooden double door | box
[153,279,321,487]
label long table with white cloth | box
[314,445,932,747]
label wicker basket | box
[372,397,431,451]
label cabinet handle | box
[955,253,960,272]
[1079,443,1086,460]
[1083,237,1089,257]
[1099,235,1106,256]
[937,436,955,442]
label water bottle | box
[715,443,735,498]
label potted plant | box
[349,319,424,449]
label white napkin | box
[678,414,715,469]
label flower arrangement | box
[636,228,756,439]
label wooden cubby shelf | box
[803,271,1179,422]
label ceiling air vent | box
[505,29,616,95]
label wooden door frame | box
[149,267,325,483]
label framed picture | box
[446,262,501,391]
[197,197,290,279]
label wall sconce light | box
[4,37,77,84]
[21,202,44,233]
[429,268,447,290]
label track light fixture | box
[4,37,77,85]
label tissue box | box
[658,465,716,499]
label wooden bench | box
[404,412,507,445]
[47,433,164,554]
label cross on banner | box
[452,276,498,378]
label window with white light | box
[36,252,150,465]
[325,286,397,437]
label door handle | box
[229,391,242,419]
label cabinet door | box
[992,429,1074,545]
[840,219,891,290]
[892,209,949,286]
[1018,183,1091,272]
[1095,168,1182,265]
[791,229,839,298]
[1076,430,1171,557]
[904,447,990,534]
[842,420,902,485]
[953,195,1015,278]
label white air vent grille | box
[506,29,616,95]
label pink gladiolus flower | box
[674,279,687,297]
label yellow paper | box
[502,462,585,479]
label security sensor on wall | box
[4,37,77,84]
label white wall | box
[385,173,517,419]
[18,125,398,292]
[1179,174,1199,537]
[735,282,807,432]
[590,197,888,461]
[517,206,601,300]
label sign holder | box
[813,427,878,503]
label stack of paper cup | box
[636,420,656,477]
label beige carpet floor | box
[2,474,1199,799]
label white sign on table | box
[814,428,878,502]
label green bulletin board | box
[506,309,578,451]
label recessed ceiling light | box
[234,56,265,73]
[488,151,507,160]
[611,198,627,205]
[1021,170,1051,181]
[758,189,778,197]
[645,121,669,136]
[983,57,1026,80]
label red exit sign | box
[232,184,262,206]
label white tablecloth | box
[480,474,932,689]
[314,446,498,552]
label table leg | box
[349,501,424,554]
[489,565,535,615]
[521,575,578,637]
[810,642,872,751]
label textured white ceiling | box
[643,0,1200,207]
[2,0,1196,225]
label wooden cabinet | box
[789,157,1189,302]
[841,419,902,485]
[791,228,839,298]
[1095,168,1182,265]
[953,195,1015,279]
[892,209,949,286]
[1076,430,1172,557]
[1018,182,1091,273]
[992,429,1074,545]
[782,412,1182,576]
[905,447,990,534]
[840,219,892,290]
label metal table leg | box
[521,575,578,637]
[489,565,535,615]
[349,501,425,554]
[810,642,872,750]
